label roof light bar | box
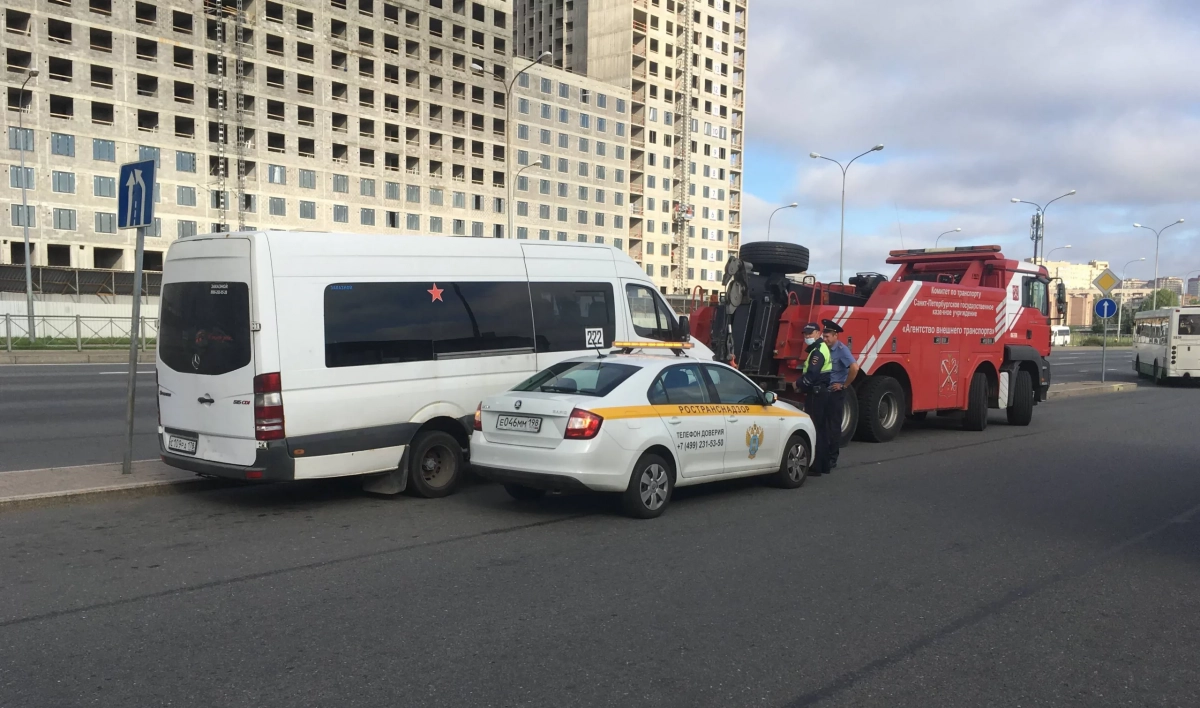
[888,245,1002,257]
[611,341,694,350]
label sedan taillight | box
[564,408,603,440]
[473,403,482,431]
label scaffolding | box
[671,0,696,295]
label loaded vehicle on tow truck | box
[688,242,1059,445]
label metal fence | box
[0,264,162,297]
[3,314,159,351]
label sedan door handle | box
[728,417,739,423]
[197,395,215,405]
[666,417,682,425]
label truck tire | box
[740,241,810,275]
[406,431,464,498]
[839,390,858,447]
[962,372,989,431]
[856,376,905,443]
[1006,370,1034,426]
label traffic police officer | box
[799,322,833,476]
[822,319,860,470]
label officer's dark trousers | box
[827,388,845,468]
[804,387,832,475]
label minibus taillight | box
[253,372,285,440]
[564,409,603,440]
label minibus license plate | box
[496,415,542,433]
[168,435,198,455]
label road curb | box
[1047,382,1138,400]
[0,477,220,512]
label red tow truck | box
[688,242,1060,444]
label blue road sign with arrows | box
[118,160,156,230]
[1094,297,1117,319]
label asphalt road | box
[0,364,158,472]
[0,350,1154,472]
[1049,347,1138,384]
[2,387,1198,707]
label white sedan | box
[471,348,816,518]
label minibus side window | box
[529,282,615,352]
[626,283,676,341]
[324,281,535,367]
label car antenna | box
[593,344,606,359]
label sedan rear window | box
[513,361,639,397]
[159,281,252,375]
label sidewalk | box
[0,459,205,510]
[1047,381,1138,399]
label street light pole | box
[810,144,884,281]
[1010,190,1075,264]
[766,202,798,241]
[934,228,961,248]
[477,52,550,241]
[17,69,39,344]
[507,156,547,236]
[1134,219,1185,310]
[1117,257,1146,337]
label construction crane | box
[671,0,695,295]
[203,0,248,232]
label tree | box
[1137,289,1180,312]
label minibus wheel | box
[407,431,463,498]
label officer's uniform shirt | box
[829,341,856,386]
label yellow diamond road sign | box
[1092,268,1121,295]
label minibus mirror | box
[675,315,691,341]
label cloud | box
[740,0,1200,281]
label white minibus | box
[156,232,708,496]
[1051,325,1071,347]
[1133,306,1200,382]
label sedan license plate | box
[167,435,198,455]
[495,414,542,433]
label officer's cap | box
[822,319,844,334]
[802,322,821,334]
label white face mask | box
[804,337,817,346]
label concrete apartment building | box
[515,0,747,293]
[2,0,744,297]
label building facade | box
[516,0,746,292]
[1036,258,1110,292]
[3,0,746,296]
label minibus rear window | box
[159,282,252,375]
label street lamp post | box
[475,52,551,242]
[1134,219,1185,310]
[934,228,961,247]
[1010,190,1075,263]
[1046,245,1071,281]
[1117,257,1146,337]
[508,156,547,237]
[809,144,884,281]
[766,202,798,241]
[17,69,39,344]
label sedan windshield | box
[513,361,640,397]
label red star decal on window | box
[428,283,444,302]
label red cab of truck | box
[689,243,1059,445]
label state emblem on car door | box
[746,423,764,459]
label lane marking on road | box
[97,371,156,375]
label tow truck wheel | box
[839,392,858,447]
[962,372,989,431]
[856,376,905,443]
[739,242,810,275]
[504,484,546,501]
[622,453,674,519]
[771,434,810,489]
[1006,370,1035,426]
[406,431,464,498]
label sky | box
[740,0,1200,285]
